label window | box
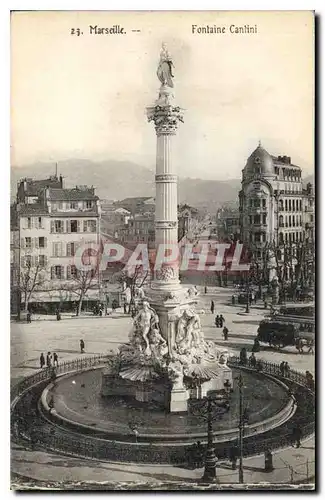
[38,217,42,228]
[25,255,32,267]
[83,220,96,233]
[39,237,45,248]
[51,265,63,279]
[254,215,260,224]
[52,220,64,233]
[285,200,288,211]
[67,265,77,279]
[67,242,76,257]
[292,217,295,227]
[254,233,261,242]
[262,214,267,225]
[289,216,292,227]
[70,220,78,233]
[300,200,302,211]
[300,215,302,225]
[262,199,266,208]
[52,242,63,257]
[27,217,32,229]
[285,233,288,243]
[289,200,292,211]
[39,255,46,267]
[254,199,261,208]
[249,199,253,207]
[249,215,252,224]
[279,215,284,227]
[279,233,284,244]
[25,237,32,248]
[69,202,77,209]
[86,201,93,209]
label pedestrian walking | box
[123,302,127,314]
[240,347,248,366]
[80,339,85,353]
[53,352,59,367]
[223,326,229,341]
[219,314,225,327]
[204,286,207,294]
[249,352,257,368]
[27,311,32,323]
[40,353,45,369]
[280,361,285,377]
[215,315,220,328]
[284,362,290,376]
[210,300,215,314]
[46,352,52,367]
[252,338,260,353]
[291,424,302,448]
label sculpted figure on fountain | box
[122,301,167,361]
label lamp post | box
[191,383,231,482]
[237,371,249,484]
[245,271,250,314]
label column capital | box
[147,104,184,135]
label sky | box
[11,10,314,180]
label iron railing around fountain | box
[11,354,315,465]
[11,354,112,403]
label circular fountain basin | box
[41,366,294,445]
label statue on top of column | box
[157,43,174,88]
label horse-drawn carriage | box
[257,316,315,351]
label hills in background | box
[11,159,314,213]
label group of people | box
[279,361,291,377]
[40,351,59,368]
[215,314,225,328]
[39,340,85,368]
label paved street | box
[11,287,315,487]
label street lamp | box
[237,371,249,484]
[245,271,250,314]
[191,382,231,482]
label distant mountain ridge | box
[11,159,314,212]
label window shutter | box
[44,256,48,267]
[67,265,71,279]
[51,266,55,279]
[66,220,70,233]
[61,265,64,279]
[52,242,57,257]
[77,220,81,233]
[44,237,47,248]
[34,237,39,248]
[21,256,26,268]
[51,220,55,233]
[60,242,64,257]
[83,221,87,232]
[67,242,71,257]
[31,218,34,228]
[34,255,39,267]
[21,238,25,249]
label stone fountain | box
[101,44,232,412]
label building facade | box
[239,144,314,282]
[13,183,101,312]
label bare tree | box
[19,259,47,311]
[67,268,99,316]
[112,265,149,313]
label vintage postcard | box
[10,10,315,491]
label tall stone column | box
[147,85,184,291]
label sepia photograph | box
[10,10,315,491]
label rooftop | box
[17,204,49,216]
[47,188,98,202]
[19,176,62,196]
